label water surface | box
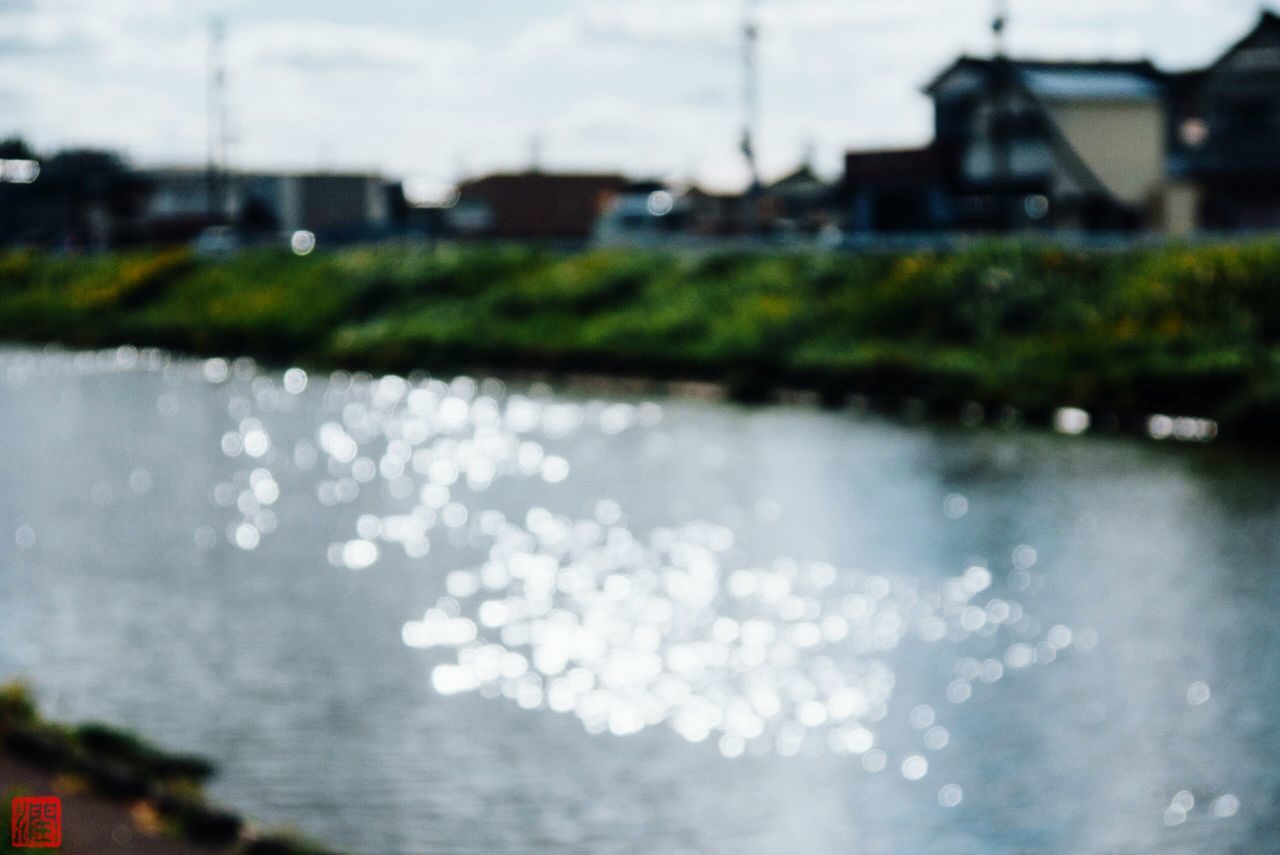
[0,346,1276,854]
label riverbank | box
[0,684,338,855]
[2,240,1279,440]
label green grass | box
[3,240,1280,439]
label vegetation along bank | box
[2,240,1279,441]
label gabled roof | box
[1202,9,1280,74]
[924,10,1280,100]
[683,184,740,201]
[924,57,1165,102]
[766,163,829,191]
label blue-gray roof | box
[1017,68,1163,101]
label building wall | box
[142,170,389,237]
[295,175,389,234]
[278,176,302,232]
[1163,180,1201,236]
[1046,100,1166,206]
[451,174,628,240]
[962,135,1060,187]
[143,170,229,220]
[956,95,1074,193]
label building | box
[666,167,839,240]
[680,185,754,237]
[758,164,840,235]
[1166,11,1280,231]
[925,58,1167,231]
[240,173,391,239]
[844,10,1280,237]
[446,172,629,241]
[593,180,687,246]
[843,144,958,234]
[140,169,392,242]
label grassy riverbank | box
[0,683,337,854]
[2,240,1280,439]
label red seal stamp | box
[10,796,62,848]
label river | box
[0,345,1275,854]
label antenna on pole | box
[740,0,761,192]
[207,16,230,220]
[992,0,1008,59]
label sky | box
[1,0,1276,189]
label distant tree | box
[0,136,39,160]
[0,137,43,244]
[1,146,149,248]
[40,149,131,195]
[238,193,280,234]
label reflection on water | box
[205,350,1083,781]
[406,514,1071,773]
[1,346,1277,854]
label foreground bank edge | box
[0,683,343,855]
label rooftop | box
[1018,67,1163,101]
[925,57,1165,102]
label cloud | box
[1,0,1277,188]
[234,19,472,75]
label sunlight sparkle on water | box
[181,356,1096,770]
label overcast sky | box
[1,0,1276,189]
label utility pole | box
[207,17,230,221]
[990,0,1013,229]
[741,0,761,192]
